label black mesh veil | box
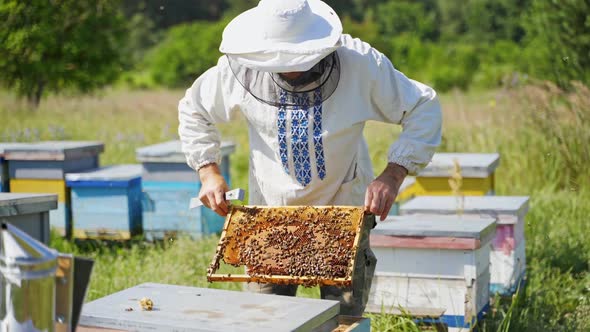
[227,52,341,108]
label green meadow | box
[1,83,589,331]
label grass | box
[1,82,589,331]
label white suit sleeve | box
[178,61,234,171]
[370,51,442,175]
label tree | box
[0,0,128,107]
[523,0,590,87]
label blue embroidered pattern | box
[277,90,289,173]
[291,93,312,186]
[276,88,326,186]
[312,88,326,180]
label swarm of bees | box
[209,206,364,287]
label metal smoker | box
[0,222,94,332]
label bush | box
[144,21,226,88]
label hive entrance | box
[208,206,366,287]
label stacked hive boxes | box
[66,165,143,240]
[368,215,496,332]
[412,152,500,196]
[136,140,235,240]
[0,193,57,244]
[400,196,530,295]
[389,177,416,215]
[5,141,104,236]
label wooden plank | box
[208,274,351,286]
[0,193,58,216]
[66,164,142,182]
[400,196,530,224]
[375,215,497,240]
[4,141,104,161]
[80,283,340,332]
[365,304,445,318]
[417,153,500,178]
[370,234,481,250]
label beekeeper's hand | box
[365,163,408,221]
[198,163,230,216]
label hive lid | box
[66,164,142,186]
[0,193,58,217]
[136,140,236,163]
[0,223,57,279]
[418,153,500,178]
[0,143,29,158]
[374,214,497,240]
[400,196,530,224]
[3,141,104,161]
[80,283,340,332]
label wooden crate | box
[136,140,235,238]
[9,178,71,235]
[0,193,57,244]
[66,165,143,240]
[400,195,529,295]
[79,283,341,332]
[415,153,500,196]
[209,206,367,287]
[368,214,496,332]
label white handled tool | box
[189,188,245,210]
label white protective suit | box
[178,34,442,206]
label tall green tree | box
[523,0,590,87]
[0,0,127,107]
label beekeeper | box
[178,0,442,315]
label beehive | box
[0,193,57,244]
[5,141,104,236]
[415,153,500,196]
[136,140,235,239]
[66,165,143,240]
[368,214,496,332]
[400,195,530,295]
[79,283,343,332]
[208,206,367,287]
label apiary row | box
[0,140,235,241]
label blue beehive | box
[136,140,235,240]
[66,164,143,240]
[5,141,104,236]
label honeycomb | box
[208,206,366,287]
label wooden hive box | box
[400,195,530,295]
[66,165,143,240]
[368,214,496,332]
[136,140,236,239]
[415,153,500,196]
[79,283,344,332]
[0,193,57,244]
[5,141,104,236]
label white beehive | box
[368,214,496,332]
[400,196,529,295]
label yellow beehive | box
[414,153,500,196]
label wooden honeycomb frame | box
[207,205,366,287]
